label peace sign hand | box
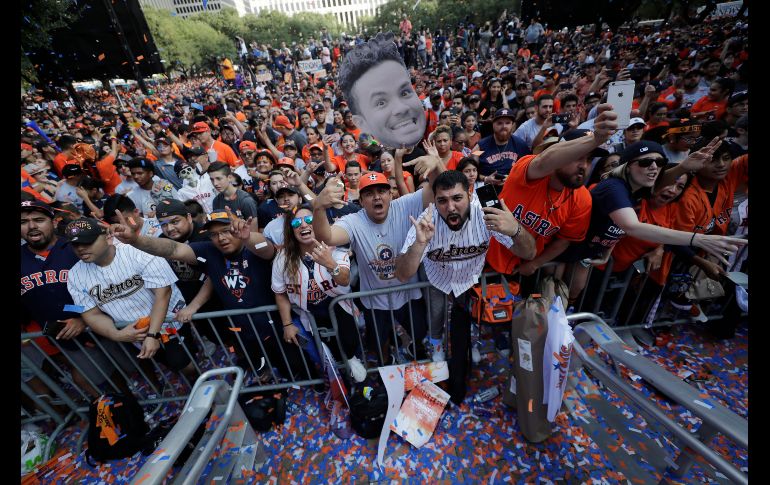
[680,136,722,173]
[409,204,436,245]
[110,210,142,244]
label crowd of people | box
[21,12,748,411]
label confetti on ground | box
[23,322,747,483]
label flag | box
[202,0,208,9]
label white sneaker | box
[430,339,445,363]
[348,357,367,383]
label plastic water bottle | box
[473,386,499,404]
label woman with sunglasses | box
[271,204,367,383]
[553,138,747,310]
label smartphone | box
[42,320,66,338]
[607,80,635,129]
[551,113,570,124]
[632,259,647,274]
[493,173,505,180]
[476,184,502,210]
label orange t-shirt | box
[443,151,466,170]
[600,200,676,286]
[671,154,747,236]
[53,152,76,176]
[21,169,49,202]
[207,139,240,167]
[486,155,593,274]
[95,154,123,195]
[333,153,370,173]
[690,96,727,120]
[345,126,362,141]
[302,142,328,163]
[534,89,561,113]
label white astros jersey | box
[67,241,185,332]
[401,200,514,296]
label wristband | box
[689,232,697,248]
[283,322,294,328]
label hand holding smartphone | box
[607,80,635,129]
[477,184,503,210]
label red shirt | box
[444,151,466,170]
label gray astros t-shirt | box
[213,189,258,220]
[335,190,425,310]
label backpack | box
[239,390,287,432]
[85,393,150,465]
[348,378,388,439]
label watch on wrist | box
[147,332,162,340]
[330,265,341,276]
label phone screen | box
[476,184,502,210]
[607,80,635,129]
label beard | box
[440,209,469,231]
[554,167,586,189]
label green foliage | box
[21,0,83,82]
[144,6,343,75]
[363,0,518,34]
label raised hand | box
[111,209,142,244]
[422,138,439,157]
[409,204,436,244]
[592,104,619,145]
[226,206,252,240]
[313,173,346,209]
[680,136,722,173]
[482,198,518,236]
[305,238,336,269]
[403,154,440,179]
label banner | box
[298,59,323,73]
[254,72,273,82]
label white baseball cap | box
[541,63,553,72]
[628,117,646,127]
[500,66,510,74]
[533,75,546,83]
[471,71,484,79]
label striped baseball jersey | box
[67,241,184,333]
[401,201,514,296]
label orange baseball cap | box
[358,172,390,192]
[191,121,211,133]
[273,115,293,130]
[307,142,324,152]
[276,157,296,169]
[239,140,257,152]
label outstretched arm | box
[111,210,198,264]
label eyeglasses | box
[633,157,667,168]
[207,228,233,240]
[241,150,255,157]
[290,215,313,229]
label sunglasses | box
[633,157,667,168]
[290,215,313,229]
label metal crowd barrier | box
[569,313,748,485]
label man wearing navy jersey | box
[22,201,130,398]
[472,108,531,180]
[395,170,536,404]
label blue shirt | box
[477,135,531,177]
[586,177,640,249]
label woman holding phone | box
[271,204,367,382]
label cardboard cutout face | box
[338,32,426,149]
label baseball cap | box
[275,185,300,197]
[620,141,667,164]
[492,108,516,121]
[239,140,257,152]
[628,117,646,128]
[585,91,600,101]
[21,143,34,152]
[273,115,293,130]
[471,71,484,79]
[155,136,171,146]
[312,103,325,112]
[533,136,561,155]
[276,157,296,169]
[255,149,277,164]
[191,121,211,133]
[62,164,83,178]
[585,56,596,65]
[307,142,324,152]
[65,218,107,244]
[499,66,510,74]
[541,63,553,72]
[190,102,204,111]
[559,129,609,157]
[20,200,54,218]
[358,172,390,192]
[283,140,297,149]
[201,210,235,231]
[728,90,748,106]
[156,199,190,219]
[533,75,546,83]
[173,160,194,175]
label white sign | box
[298,59,323,73]
[254,72,273,82]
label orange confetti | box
[528,398,533,412]
[143,34,148,43]
[228,327,241,332]
[98,53,105,61]
[228,346,235,353]
[136,55,144,61]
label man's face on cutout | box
[350,60,426,148]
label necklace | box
[545,185,569,213]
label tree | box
[21,0,84,84]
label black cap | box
[275,185,300,196]
[20,200,54,218]
[182,146,206,159]
[312,103,324,112]
[156,199,190,219]
[620,140,667,164]
[65,217,107,244]
[728,90,748,106]
[62,164,83,178]
[492,108,515,121]
[155,136,171,145]
[174,160,194,175]
[585,91,600,101]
